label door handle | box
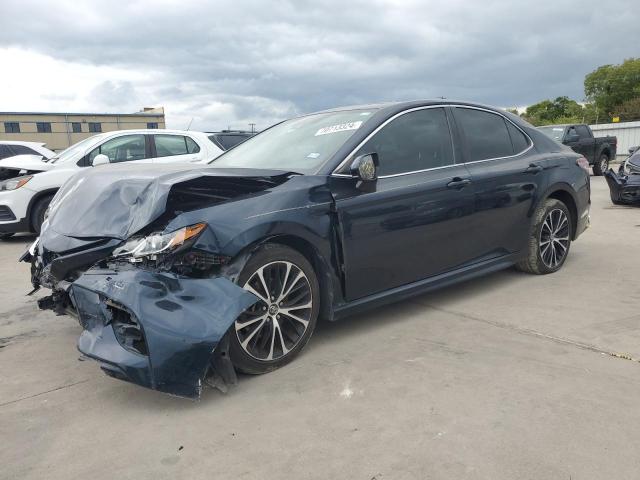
[446,177,472,189]
[524,163,543,174]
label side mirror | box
[350,153,379,183]
[565,133,579,143]
[92,154,110,166]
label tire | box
[610,195,625,206]
[516,198,572,275]
[229,243,320,374]
[0,232,14,240]
[592,154,609,176]
[31,195,53,234]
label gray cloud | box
[1,0,638,130]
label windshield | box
[538,126,566,141]
[210,109,378,173]
[48,134,107,164]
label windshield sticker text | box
[315,121,363,136]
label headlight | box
[0,175,33,191]
[114,223,207,259]
[626,161,640,175]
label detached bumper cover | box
[71,269,258,398]
[605,170,640,205]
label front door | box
[87,134,153,165]
[332,107,477,301]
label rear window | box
[9,145,39,156]
[209,134,251,150]
[454,108,514,161]
[0,145,12,159]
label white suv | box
[0,129,223,239]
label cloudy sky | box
[0,0,638,131]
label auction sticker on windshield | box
[315,121,363,136]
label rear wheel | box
[229,244,320,374]
[516,198,572,275]
[592,154,609,176]
[31,195,53,234]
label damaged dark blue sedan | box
[23,101,591,398]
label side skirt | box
[332,253,521,320]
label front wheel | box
[229,244,320,374]
[516,199,572,275]
[592,154,609,176]
[31,195,53,234]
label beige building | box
[0,107,166,151]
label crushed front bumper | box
[70,268,258,398]
[605,169,640,205]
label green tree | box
[615,97,640,122]
[523,96,584,126]
[584,58,640,117]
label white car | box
[0,141,55,161]
[0,129,223,239]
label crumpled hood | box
[0,154,54,173]
[44,162,296,240]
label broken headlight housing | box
[114,223,207,260]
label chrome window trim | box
[331,104,534,179]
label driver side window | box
[355,108,454,176]
[88,135,147,164]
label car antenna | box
[185,118,194,131]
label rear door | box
[332,107,477,300]
[452,107,548,258]
[151,134,202,164]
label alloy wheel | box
[539,208,570,269]
[600,156,609,173]
[236,261,313,361]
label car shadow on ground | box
[106,266,524,410]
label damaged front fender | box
[71,269,258,398]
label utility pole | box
[249,123,256,133]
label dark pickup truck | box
[538,124,617,176]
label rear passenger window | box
[506,121,530,154]
[454,108,513,161]
[356,108,454,176]
[154,135,199,157]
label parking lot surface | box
[1,177,639,480]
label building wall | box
[590,121,640,160]
[0,108,166,151]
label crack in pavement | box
[0,379,90,408]
[412,299,640,364]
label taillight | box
[576,157,590,172]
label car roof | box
[308,99,513,117]
[100,129,206,135]
[0,140,47,147]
